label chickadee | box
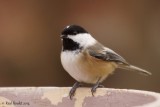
[60,25,151,99]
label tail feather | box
[118,65,152,76]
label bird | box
[60,25,151,99]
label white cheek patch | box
[68,34,96,48]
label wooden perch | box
[0,87,160,107]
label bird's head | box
[61,25,96,51]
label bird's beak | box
[61,35,67,39]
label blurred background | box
[0,0,159,92]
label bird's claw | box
[69,82,82,100]
[91,84,104,96]
[69,88,76,100]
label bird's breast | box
[61,51,117,84]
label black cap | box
[61,25,88,35]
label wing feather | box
[87,44,129,65]
[86,43,151,76]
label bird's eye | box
[73,31,78,34]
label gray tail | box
[118,65,152,76]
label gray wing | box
[87,44,151,76]
[88,48,129,65]
[87,46,151,76]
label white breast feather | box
[61,51,85,82]
[61,51,116,84]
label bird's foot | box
[69,82,82,100]
[91,84,104,96]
